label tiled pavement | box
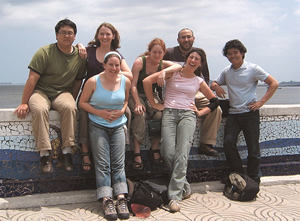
[1,175,300,220]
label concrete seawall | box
[0,105,299,197]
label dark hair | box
[87,22,120,49]
[103,52,122,64]
[223,39,247,59]
[185,48,207,66]
[177,28,194,38]
[55,18,77,35]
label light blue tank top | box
[89,74,127,128]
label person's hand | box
[108,109,123,122]
[100,109,113,123]
[14,104,30,119]
[214,86,226,98]
[190,102,201,117]
[248,101,264,111]
[152,103,164,111]
[77,43,87,59]
[157,70,166,87]
[134,104,146,115]
[101,109,122,123]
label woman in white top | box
[143,48,219,212]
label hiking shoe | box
[169,199,180,212]
[182,190,192,200]
[40,156,53,173]
[198,143,219,157]
[62,153,74,172]
[116,198,130,219]
[102,198,118,220]
[229,173,246,191]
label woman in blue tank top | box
[79,52,131,220]
[77,23,132,172]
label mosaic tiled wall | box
[0,106,299,197]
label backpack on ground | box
[127,178,169,211]
[223,172,260,201]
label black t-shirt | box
[163,46,210,85]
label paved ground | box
[1,175,300,220]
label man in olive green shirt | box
[15,18,86,173]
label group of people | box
[14,18,278,220]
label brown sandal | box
[148,149,164,166]
[132,153,143,170]
[82,152,92,171]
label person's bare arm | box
[120,59,133,81]
[131,57,146,115]
[76,43,87,59]
[211,81,226,98]
[248,75,279,111]
[143,71,172,111]
[157,61,182,87]
[14,70,40,119]
[79,77,114,122]
[191,81,218,117]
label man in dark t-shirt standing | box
[164,28,222,156]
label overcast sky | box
[1,0,300,84]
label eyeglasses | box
[58,31,74,36]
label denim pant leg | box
[162,109,196,200]
[89,121,127,199]
[110,125,128,197]
[223,114,244,174]
[161,109,177,175]
[241,110,261,182]
[89,121,113,199]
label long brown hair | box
[87,22,120,50]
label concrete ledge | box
[1,105,299,127]
[0,189,96,210]
[1,105,300,122]
[0,108,61,122]
[260,174,300,186]
[1,105,299,198]
[259,104,300,116]
[1,175,300,210]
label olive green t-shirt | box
[28,43,87,100]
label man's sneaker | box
[169,199,180,212]
[229,173,247,191]
[62,153,74,172]
[198,143,219,157]
[102,198,118,220]
[40,156,53,173]
[182,190,192,200]
[115,198,130,219]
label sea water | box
[0,84,299,109]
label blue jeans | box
[223,110,261,182]
[161,108,196,200]
[89,121,127,200]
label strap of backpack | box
[126,178,135,200]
